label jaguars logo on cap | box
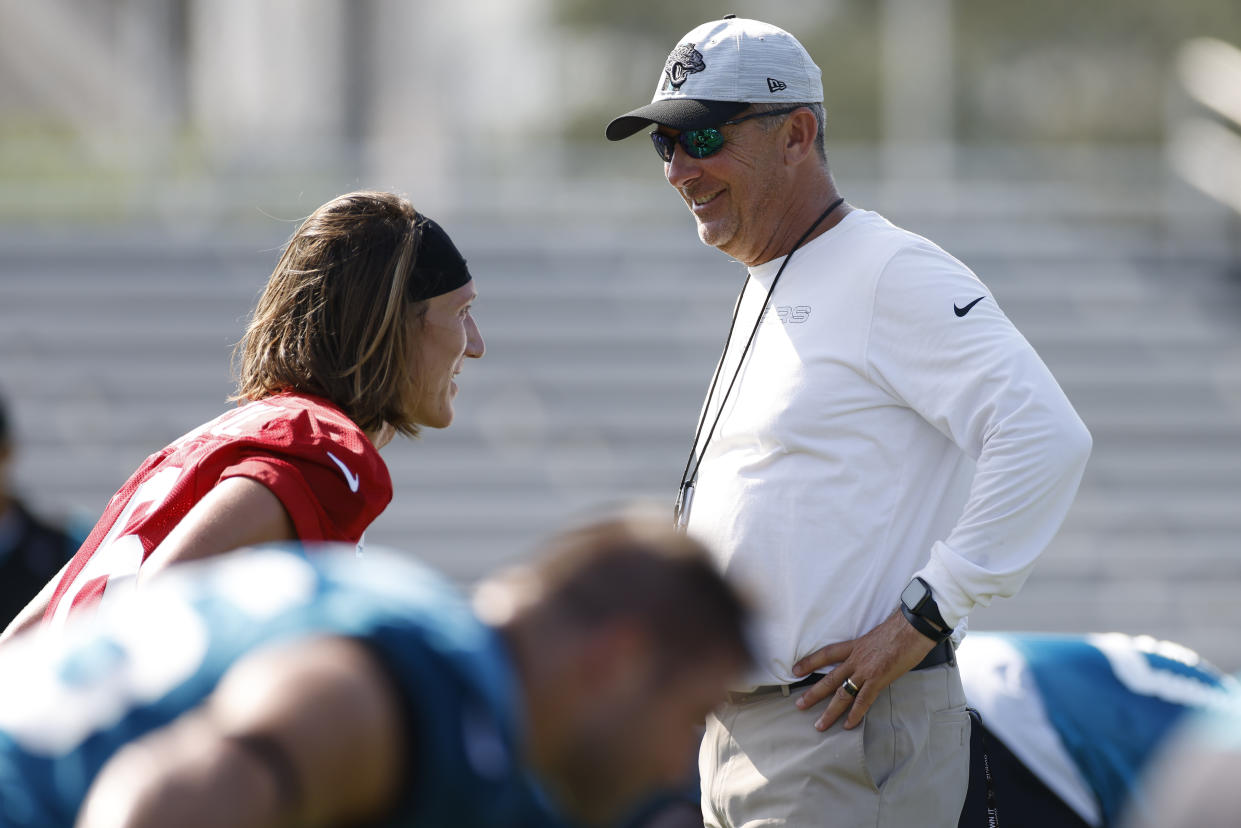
[663,42,706,91]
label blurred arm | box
[76,636,406,828]
[138,477,296,585]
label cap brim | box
[605,99,751,141]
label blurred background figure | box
[0,0,1240,669]
[0,389,78,629]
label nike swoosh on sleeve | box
[954,296,986,317]
[325,451,360,493]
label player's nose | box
[465,315,484,359]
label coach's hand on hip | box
[790,610,937,731]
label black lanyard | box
[674,196,845,529]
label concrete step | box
[970,578,1241,670]
[3,213,1241,672]
[1038,529,1241,577]
[1063,491,1241,531]
[16,356,1238,414]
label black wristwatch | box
[900,577,953,644]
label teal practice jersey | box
[959,631,1241,826]
[0,545,564,828]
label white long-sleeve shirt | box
[685,209,1092,687]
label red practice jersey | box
[44,392,392,628]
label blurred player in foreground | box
[956,631,1241,827]
[1,191,484,643]
[0,514,752,827]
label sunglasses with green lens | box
[649,106,804,162]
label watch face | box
[901,579,926,610]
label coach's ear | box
[781,107,819,168]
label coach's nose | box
[664,139,703,190]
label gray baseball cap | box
[605,16,824,141]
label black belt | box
[728,639,955,703]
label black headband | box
[407,215,472,301]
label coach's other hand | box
[791,610,936,731]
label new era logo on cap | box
[767,78,787,93]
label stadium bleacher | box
[2,183,1239,667]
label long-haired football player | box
[1,191,484,642]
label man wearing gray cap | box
[606,15,1092,828]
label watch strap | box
[917,589,950,630]
[900,602,952,644]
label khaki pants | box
[701,663,970,828]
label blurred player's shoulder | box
[0,543,524,827]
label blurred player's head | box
[478,513,753,825]
[1123,702,1241,828]
[233,190,483,438]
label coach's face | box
[660,113,789,267]
[410,281,484,429]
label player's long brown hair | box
[232,191,428,438]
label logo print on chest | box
[760,305,812,324]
